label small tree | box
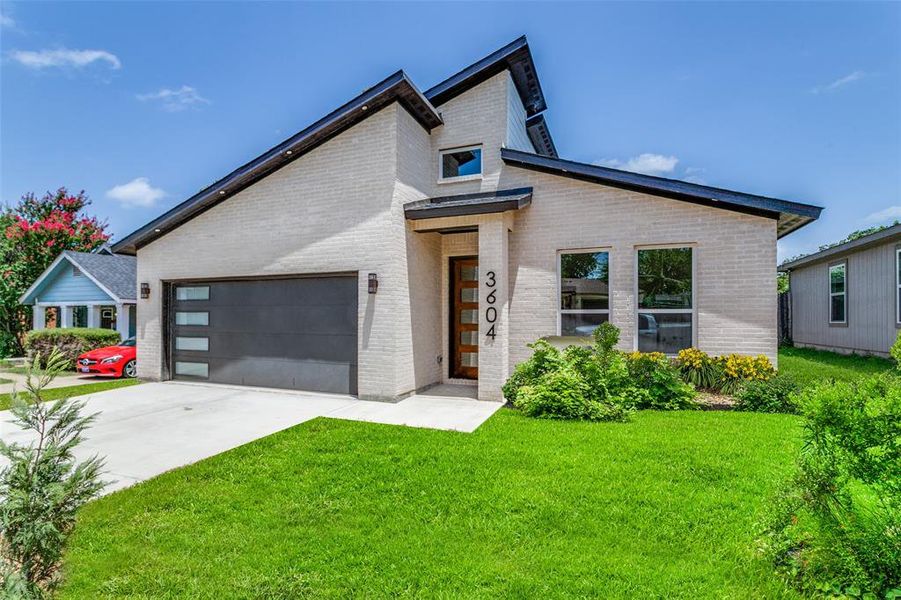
[0,189,109,357]
[0,349,105,598]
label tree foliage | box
[0,189,109,357]
[0,349,105,598]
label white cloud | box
[137,85,210,112]
[106,177,166,208]
[596,153,679,176]
[1,12,15,28]
[10,48,121,70]
[862,205,901,225]
[811,71,866,94]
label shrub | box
[625,352,697,410]
[716,353,775,395]
[24,328,121,369]
[676,348,722,389]
[505,323,696,421]
[735,373,800,413]
[760,374,901,596]
[0,349,105,597]
[515,365,630,422]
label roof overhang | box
[525,114,557,158]
[425,36,547,117]
[112,71,442,255]
[779,223,901,271]
[501,148,823,238]
[404,187,533,220]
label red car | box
[76,337,137,378]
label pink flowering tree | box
[0,189,109,356]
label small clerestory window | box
[439,146,482,181]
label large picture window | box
[636,247,694,354]
[559,250,609,336]
[829,262,847,324]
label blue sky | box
[1,1,899,261]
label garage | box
[168,276,358,394]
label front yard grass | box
[0,378,139,411]
[60,410,802,599]
[777,346,893,387]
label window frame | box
[828,260,848,326]
[896,247,900,327]
[633,244,697,353]
[437,144,483,183]
[556,247,612,337]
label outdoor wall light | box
[368,273,378,294]
[140,283,150,299]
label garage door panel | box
[195,331,357,363]
[201,305,356,335]
[206,278,357,307]
[206,357,356,391]
[171,276,358,394]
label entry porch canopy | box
[405,187,531,401]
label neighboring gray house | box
[112,36,822,401]
[19,247,137,340]
[780,223,900,357]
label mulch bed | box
[696,391,737,411]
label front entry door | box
[451,257,478,379]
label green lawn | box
[0,377,11,385]
[60,410,802,599]
[778,346,893,387]
[0,378,139,410]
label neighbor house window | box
[636,247,694,354]
[896,248,900,325]
[439,145,482,181]
[829,262,847,324]
[559,250,610,336]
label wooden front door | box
[450,257,479,379]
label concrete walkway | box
[0,371,110,395]
[0,381,502,494]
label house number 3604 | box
[485,270,497,340]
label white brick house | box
[113,37,822,401]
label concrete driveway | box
[0,382,502,494]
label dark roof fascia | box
[112,71,442,255]
[425,36,547,117]
[405,187,533,220]
[525,114,557,157]
[500,148,823,238]
[779,223,901,271]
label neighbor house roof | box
[404,187,533,220]
[19,250,137,305]
[113,37,555,256]
[500,148,823,238]
[779,223,901,271]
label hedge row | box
[24,328,122,369]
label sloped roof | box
[19,251,137,304]
[500,148,823,238]
[779,223,901,270]
[424,36,547,116]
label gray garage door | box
[170,276,357,394]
